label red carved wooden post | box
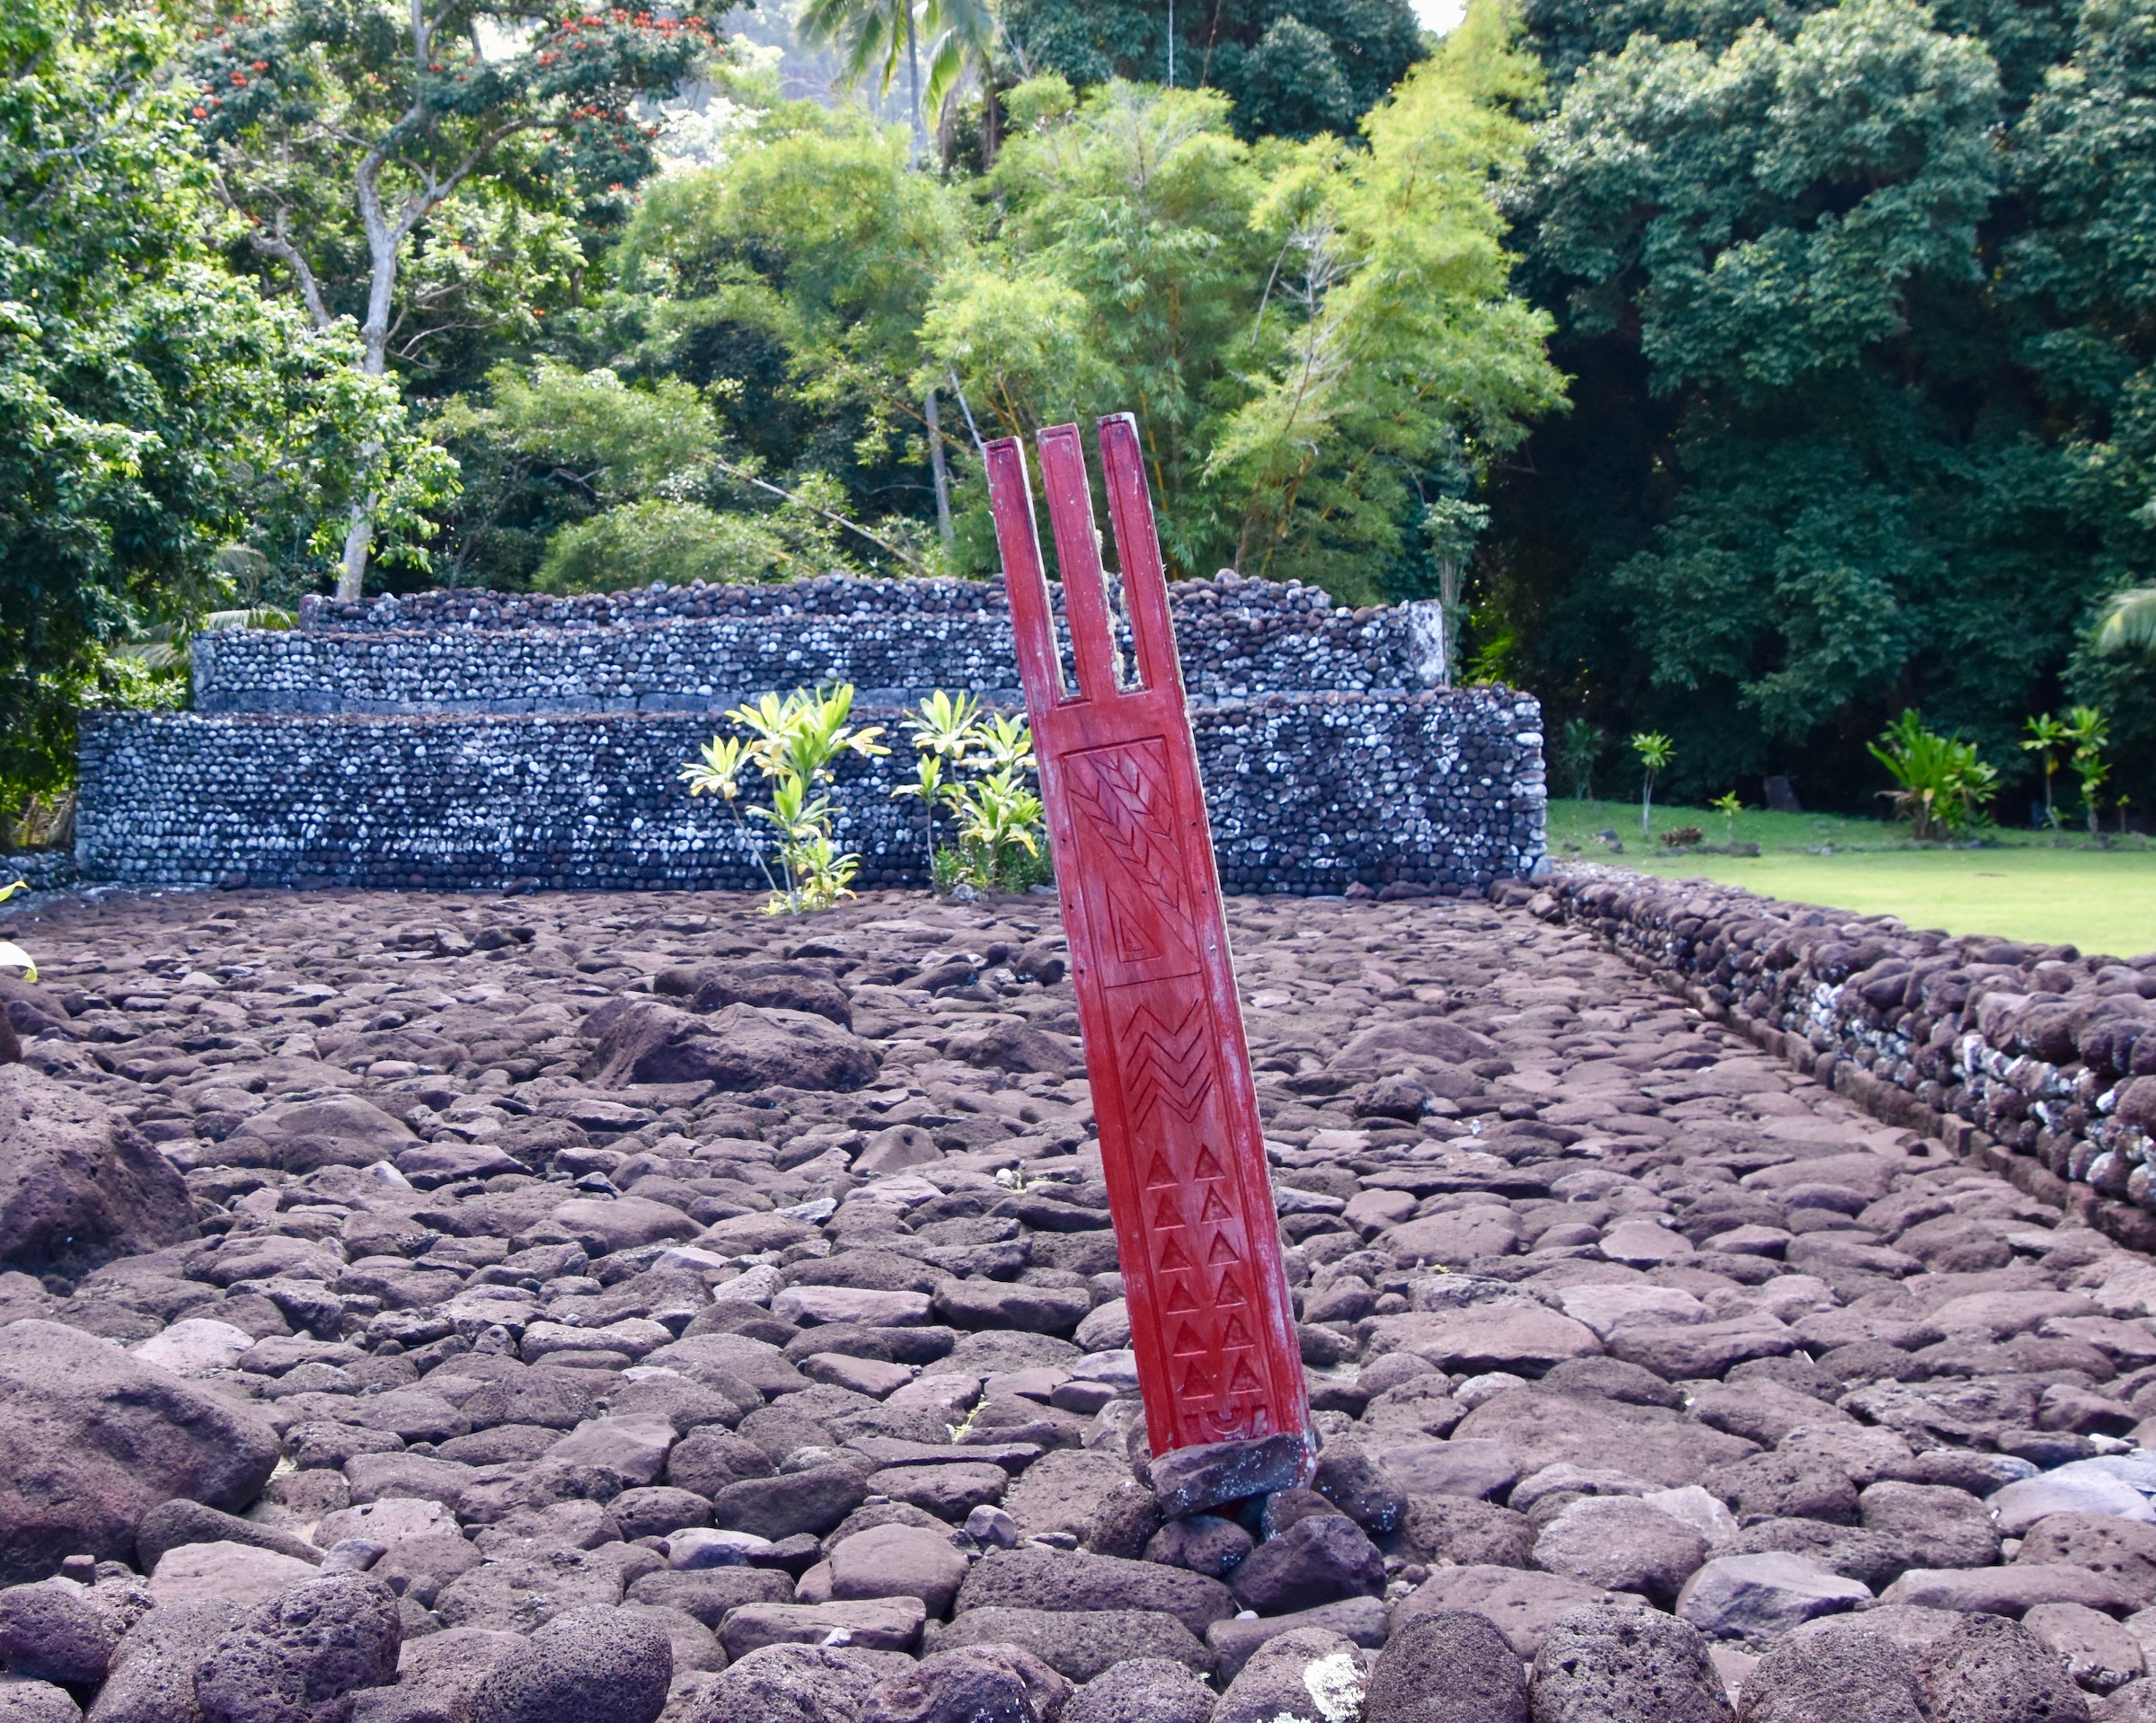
[985,414,1313,1468]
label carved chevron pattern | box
[1121,998,1213,1131]
[1066,744,1188,916]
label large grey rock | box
[1363,1608,1527,1723]
[1531,1497,1708,1607]
[860,1644,1072,1723]
[709,1465,867,1541]
[0,1068,193,1277]
[464,1605,672,1723]
[2019,1515,2156,1608]
[1151,1435,1310,1520]
[956,1546,1234,1639]
[1450,1390,1756,1489]
[828,1524,968,1618]
[1392,1566,1637,1660]
[1857,1481,1998,1569]
[0,1321,279,1583]
[1212,1627,1370,1723]
[1676,1553,1872,1639]
[1062,1657,1217,1723]
[1735,1627,1927,1722]
[1913,1612,2092,1722]
[433,1554,623,1634]
[222,1096,417,1175]
[148,1543,321,1607]
[585,1000,879,1092]
[2024,1602,2145,1695]
[719,1600,926,1660]
[926,1605,1211,1683]
[1206,1598,1389,1684]
[137,1502,321,1576]
[345,1628,523,1723]
[0,1679,80,1723]
[1228,1514,1384,1615]
[192,1575,402,1723]
[676,1643,915,1723]
[0,1582,122,1685]
[84,1596,240,1723]
[1528,1604,1733,1723]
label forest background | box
[5,0,2155,826]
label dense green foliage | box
[1001,0,1427,140]
[13,0,2156,834]
[434,16,1561,605]
[0,0,439,805]
[1485,0,2156,815]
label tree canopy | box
[11,0,2156,830]
[1485,0,2156,812]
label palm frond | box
[2096,585,2156,652]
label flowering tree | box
[192,1,720,596]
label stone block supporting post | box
[985,414,1313,1475]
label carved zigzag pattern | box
[1122,998,1212,1131]
[1067,747,1187,916]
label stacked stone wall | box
[197,572,1450,716]
[79,689,1544,896]
[1534,865,2156,1250]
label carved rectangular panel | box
[985,415,1313,1461]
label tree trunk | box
[925,387,953,549]
[336,154,401,601]
[904,4,923,167]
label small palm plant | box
[1710,791,1743,845]
[893,692,1048,894]
[2067,705,2110,836]
[681,685,889,914]
[1630,732,1674,837]
[893,690,982,871]
[2021,713,2071,829]
[1869,710,1997,841]
[1558,718,1603,800]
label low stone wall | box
[77,690,1544,896]
[198,573,1449,716]
[1533,865,2156,1249]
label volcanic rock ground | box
[2,883,2154,1721]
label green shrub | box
[894,694,1050,895]
[536,500,791,594]
[1869,710,1997,841]
[680,684,889,913]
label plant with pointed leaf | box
[2067,706,2109,836]
[1869,711,1996,841]
[1630,731,1674,837]
[1710,791,1742,844]
[971,713,1038,772]
[2097,588,2156,654]
[2021,713,2072,829]
[941,765,1047,890]
[682,684,888,913]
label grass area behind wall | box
[1544,799,2156,959]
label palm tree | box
[2097,586,2156,652]
[800,0,996,168]
[798,0,996,549]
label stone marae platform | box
[0,883,2152,1720]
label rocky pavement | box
[2,883,2155,1719]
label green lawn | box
[1545,799,2156,959]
